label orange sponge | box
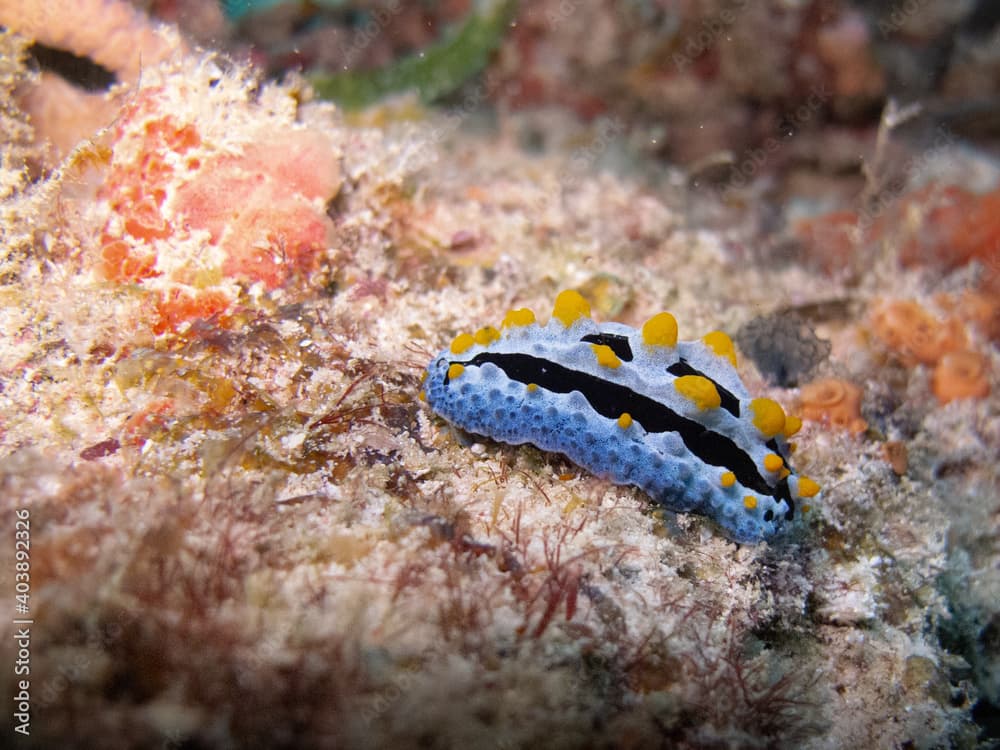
[799,377,867,434]
[931,350,991,404]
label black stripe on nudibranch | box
[580,333,634,362]
[666,359,741,417]
[453,352,775,496]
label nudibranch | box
[421,291,820,543]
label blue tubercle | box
[422,291,820,543]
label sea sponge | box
[869,298,966,366]
[92,70,342,333]
[0,0,182,85]
[0,0,186,162]
[799,377,867,434]
[172,130,341,289]
[898,186,1000,271]
[735,312,831,387]
[931,350,991,404]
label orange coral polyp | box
[932,350,991,404]
[799,377,867,434]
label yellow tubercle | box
[447,363,465,381]
[552,290,591,327]
[702,330,737,367]
[450,333,475,355]
[674,375,721,410]
[526,383,538,392]
[418,391,427,402]
[642,311,678,348]
[743,495,758,510]
[617,412,633,429]
[763,453,784,472]
[474,326,501,346]
[502,307,536,328]
[783,414,802,437]
[750,397,786,437]
[779,467,791,479]
[797,476,821,498]
[720,471,736,488]
[591,343,622,369]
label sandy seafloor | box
[1,3,999,749]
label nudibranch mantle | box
[422,291,819,543]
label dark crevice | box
[28,43,117,92]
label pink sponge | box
[96,85,341,333]
[173,130,340,289]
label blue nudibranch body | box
[422,291,820,543]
